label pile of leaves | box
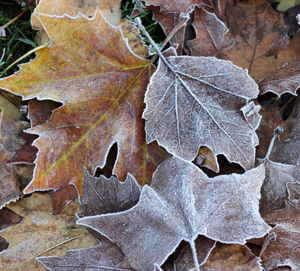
[0,0,300,270]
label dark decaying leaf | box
[270,97,300,166]
[143,56,260,170]
[0,236,8,253]
[78,157,270,271]
[186,7,234,57]
[260,160,300,216]
[163,236,216,270]
[0,208,23,231]
[261,182,300,271]
[79,168,141,217]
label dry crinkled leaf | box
[195,146,219,172]
[187,7,234,57]
[79,157,270,271]
[258,58,300,96]
[0,193,97,270]
[0,12,168,196]
[270,97,300,166]
[162,236,216,270]
[260,160,300,216]
[0,117,29,208]
[37,238,132,271]
[144,0,216,14]
[217,0,300,96]
[260,222,300,271]
[201,243,263,271]
[143,56,260,170]
[79,168,141,217]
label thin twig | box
[264,126,283,161]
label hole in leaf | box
[94,142,118,178]
[200,155,245,177]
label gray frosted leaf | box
[79,168,141,217]
[78,157,270,271]
[260,160,300,216]
[37,238,133,271]
[143,56,260,170]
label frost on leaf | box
[79,168,141,217]
[143,56,260,170]
[78,157,270,271]
[0,12,167,196]
[143,0,216,14]
[186,7,234,57]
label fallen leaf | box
[37,238,132,271]
[187,7,234,56]
[260,221,300,271]
[0,193,97,270]
[0,236,8,253]
[0,12,167,196]
[36,165,143,271]
[143,55,260,170]
[0,208,23,231]
[260,160,300,216]
[162,236,216,270]
[79,157,270,271]
[0,117,29,208]
[215,0,300,96]
[144,0,216,14]
[195,146,219,172]
[201,243,262,271]
[270,96,300,166]
[79,167,141,217]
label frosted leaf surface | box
[143,56,260,169]
[79,157,270,271]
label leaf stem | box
[264,126,283,161]
[190,240,201,271]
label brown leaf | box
[210,0,300,96]
[0,208,23,231]
[201,243,262,271]
[79,157,270,270]
[0,193,97,270]
[0,236,8,253]
[163,236,216,270]
[260,222,300,271]
[195,146,219,172]
[0,117,29,208]
[187,7,234,56]
[0,12,168,196]
[143,56,260,170]
[270,97,300,166]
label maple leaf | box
[0,193,97,270]
[78,157,270,271]
[0,12,167,196]
[186,7,234,57]
[143,55,260,170]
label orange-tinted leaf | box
[195,146,219,172]
[0,12,167,196]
